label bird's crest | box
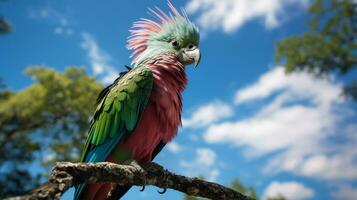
[127,1,193,65]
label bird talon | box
[140,185,145,192]
[157,169,169,194]
[157,188,167,194]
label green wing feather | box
[79,65,153,162]
[74,65,153,200]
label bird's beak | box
[183,47,201,68]
[193,48,201,68]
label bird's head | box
[127,1,200,68]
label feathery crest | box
[127,1,190,64]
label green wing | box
[80,65,153,163]
[74,65,153,200]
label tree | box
[0,17,11,34]
[275,0,357,100]
[0,0,12,34]
[230,179,259,200]
[267,194,287,200]
[0,66,102,198]
[0,79,11,100]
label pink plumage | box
[118,54,187,161]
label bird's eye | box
[187,44,195,50]
[171,40,179,47]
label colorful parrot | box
[74,2,200,200]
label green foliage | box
[267,194,287,200]
[344,80,357,100]
[230,179,259,200]
[0,66,102,198]
[0,0,12,34]
[0,17,11,34]
[0,79,11,100]
[275,0,357,99]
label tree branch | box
[5,161,253,200]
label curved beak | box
[191,48,201,68]
[181,47,201,68]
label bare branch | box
[5,161,253,200]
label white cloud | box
[29,7,74,36]
[198,66,357,181]
[296,150,357,180]
[206,67,342,155]
[196,148,216,167]
[332,185,357,200]
[234,67,341,106]
[166,141,182,154]
[207,168,220,182]
[182,101,233,128]
[264,181,315,200]
[179,148,220,181]
[81,32,118,84]
[185,0,309,33]
[205,105,330,156]
[54,27,64,34]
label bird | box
[74,1,200,200]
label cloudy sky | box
[1,0,356,200]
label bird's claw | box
[124,160,147,192]
[140,185,145,192]
[157,187,167,194]
[157,169,169,194]
[125,159,145,173]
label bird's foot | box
[124,159,145,174]
[140,185,146,192]
[157,169,169,194]
[123,159,147,191]
[123,159,138,166]
[157,187,167,194]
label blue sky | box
[1,0,357,200]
